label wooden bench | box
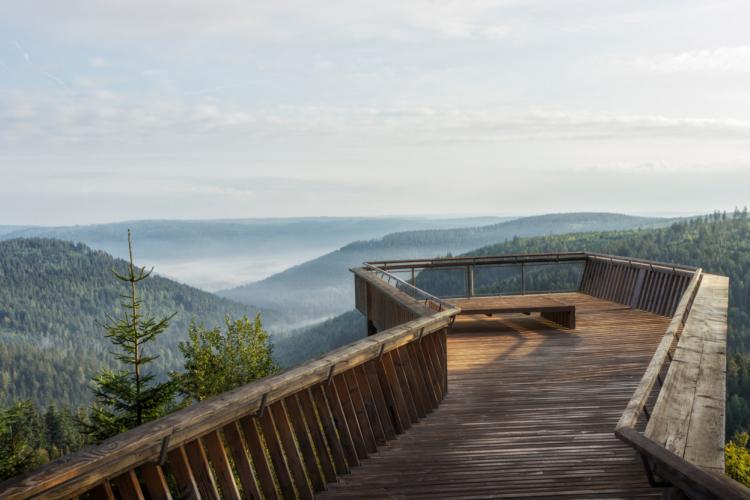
[450,295,576,329]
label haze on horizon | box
[2,1,749,225]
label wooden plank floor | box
[319,293,670,499]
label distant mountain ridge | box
[0,238,274,408]
[0,216,510,290]
[219,212,672,322]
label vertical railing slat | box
[259,405,297,499]
[203,430,241,500]
[111,470,144,500]
[310,384,351,475]
[343,369,378,453]
[284,394,327,492]
[222,420,263,500]
[167,446,200,500]
[297,388,338,482]
[239,415,280,500]
[140,463,172,500]
[184,439,221,500]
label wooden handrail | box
[0,268,459,499]
[366,251,698,274]
[614,268,750,499]
[616,268,703,430]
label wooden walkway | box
[320,293,670,499]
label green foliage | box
[174,314,278,402]
[84,232,179,441]
[726,432,750,486]
[0,238,269,409]
[0,401,87,480]
[0,401,45,480]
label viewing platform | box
[0,252,745,499]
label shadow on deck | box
[320,293,670,499]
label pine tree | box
[0,401,44,480]
[84,231,178,442]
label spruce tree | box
[85,230,177,441]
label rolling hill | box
[219,212,672,323]
[0,238,275,408]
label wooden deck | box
[320,293,671,499]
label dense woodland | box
[0,238,272,408]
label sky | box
[1,0,750,225]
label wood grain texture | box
[320,293,671,499]
[645,274,728,472]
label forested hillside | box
[0,239,272,408]
[220,213,670,323]
[273,310,366,368]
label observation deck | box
[0,252,745,499]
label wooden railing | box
[367,252,696,317]
[0,269,458,499]
[613,268,750,499]
[366,252,746,498]
[581,253,695,317]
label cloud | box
[3,1,520,42]
[628,46,750,73]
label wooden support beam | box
[353,364,387,446]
